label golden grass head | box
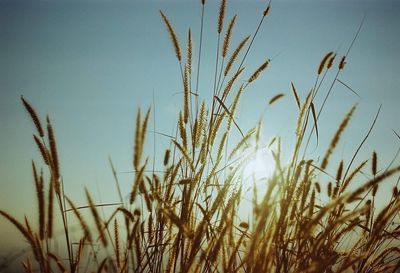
[186,28,192,74]
[318,51,335,75]
[46,117,60,183]
[321,104,356,170]
[327,53,336,69]
[160,10,182,61]
[248,58,270,83]
[268,93,285,105]
[183,66,190,124]
[217,0,227,34]
[85,188,108,247]
[224,35,250,76]
[336,160,344,182]
[33,135,49,166]
[222,15,237,58]
[21,96,44,138]
[178,111,188,148]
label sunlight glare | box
[242,148,275,182]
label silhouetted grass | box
[1,1,400,273]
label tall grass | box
[2,1,400,273]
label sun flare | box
[242,147,275,182]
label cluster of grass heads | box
[2,1,400,272]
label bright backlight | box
[242,148,275,182]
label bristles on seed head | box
[183,66,190,124]
[217,0,226,34]
[47,117,60,182]
[21,96,44,138]
[187,28,192,75]
[133,108,141,170]
[33,135,49,165]
[65,196,93,242]
[336,160,344,182]
[196,101,206,148]
[0,210,36,252]
[308,189,315,217]
[248,59,270,83]
[178,111,187,148]
[47,181,54,238]
[327,53,336,69]
[321,105,356,170]
[85,188,108,246]
[32,162,45,240]
[222,15,237,58]
[224,36,250,76]
[222,67,244,100]
[295,90,312,137]
[160,11,182,61]
[318,51,334,75]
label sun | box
[242,147,276,182]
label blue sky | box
[0,0,399,261]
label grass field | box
[1,1,400,272]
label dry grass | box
[2,1,400,273]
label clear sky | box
[1,0,400,263]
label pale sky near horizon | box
[0,0,399,266]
